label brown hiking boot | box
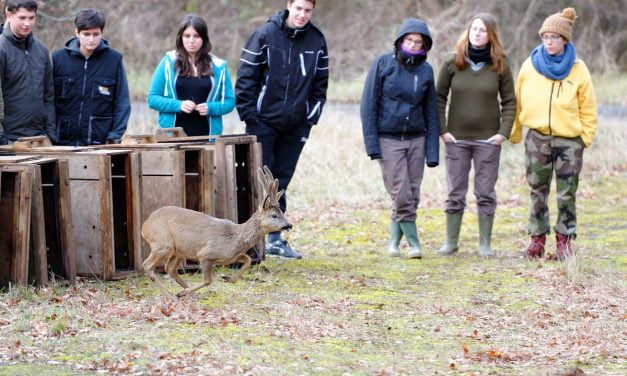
[526,235,546,259]
[555,233,573,261]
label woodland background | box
[5,0,626,102]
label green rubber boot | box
[438,212,463,255]
[478,215,496,257]
[388,220,402,257]
[399,221,422,259]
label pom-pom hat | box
[538,7,577,41]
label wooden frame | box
[0,165,33,288]
[5,149,142,280]
[0,156,76,286]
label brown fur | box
[141,166,291,298]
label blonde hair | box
[454,13,507,75]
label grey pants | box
[378,136,425,222]
[444,140,501,216]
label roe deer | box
[141,166,292,298]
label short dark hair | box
[74,8,106,32]
[6,0,38,13]
[288,0,316,7]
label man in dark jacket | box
[52,8,130,146]
[0,0,55,142]
[236,0,329,259]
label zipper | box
[402,74,419,140]
[548,81,554,136]
[79,59,89,145]
[283,40,293,106]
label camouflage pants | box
[525,130,584,237]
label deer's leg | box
[176,259,213,297]
[165,257,189,289]
[222,254,252,283]
[142,250,175,299]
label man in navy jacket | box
[236,0,329,259]
[52,8,130,146]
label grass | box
[1,106,625,375]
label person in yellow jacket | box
[510,7,598,260]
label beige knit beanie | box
[538,7,577,41]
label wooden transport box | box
[3,147,142,280]
[0,164,33,288]
[0,155,76,286]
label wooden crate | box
[214,135,263,223]
[96,143,186,262]
[0,164,33,288]
[0,156,76,286]
[4,148,142,280]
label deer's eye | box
[272,214,278,218]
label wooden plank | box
[0,170,13,288]
[0,155,41,163]
[28,165,48,287]
[217,134,257,145]
[140,175,185,260]
[71,180,104,276]
[200,148,214,216]
[141,150,184,175]
[128,152,143,272]
[67,154,103,180]
[11,168,32,286]
[224,144,237,221]
[55,159,76,285]
[99,155,114,280]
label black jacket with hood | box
[52,37,131,146]
[235,10,329,130]
[0,24,55,142]
[360,18,439,166]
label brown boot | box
[526,235,546,259]
[556,233,573,261]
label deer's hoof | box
[222,275,235,283]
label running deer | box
[141,166,292,298]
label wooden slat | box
[0,155,41,163]
[28,165,48,286]
[128,152,143,272]
[141,149,184,175]
[99,155,114,280]
[55,159,76,285]
[72,180,104,276]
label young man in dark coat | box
[236,0,329,259]
[0,0,55,142]
[52,8,130,146]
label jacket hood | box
[394,18,433,51]
[64,37,110,56]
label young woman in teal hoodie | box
[148,15,235,136]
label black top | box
[235,10,329,129]
[175,75,212,136]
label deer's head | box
[257,166,292,232]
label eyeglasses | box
[404,37,423,47]
[541,34,562,42]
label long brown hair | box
[454,13,507,74]
[175,15,213,77]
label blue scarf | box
[530,43,576,80]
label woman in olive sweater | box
[436,13,515,257]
